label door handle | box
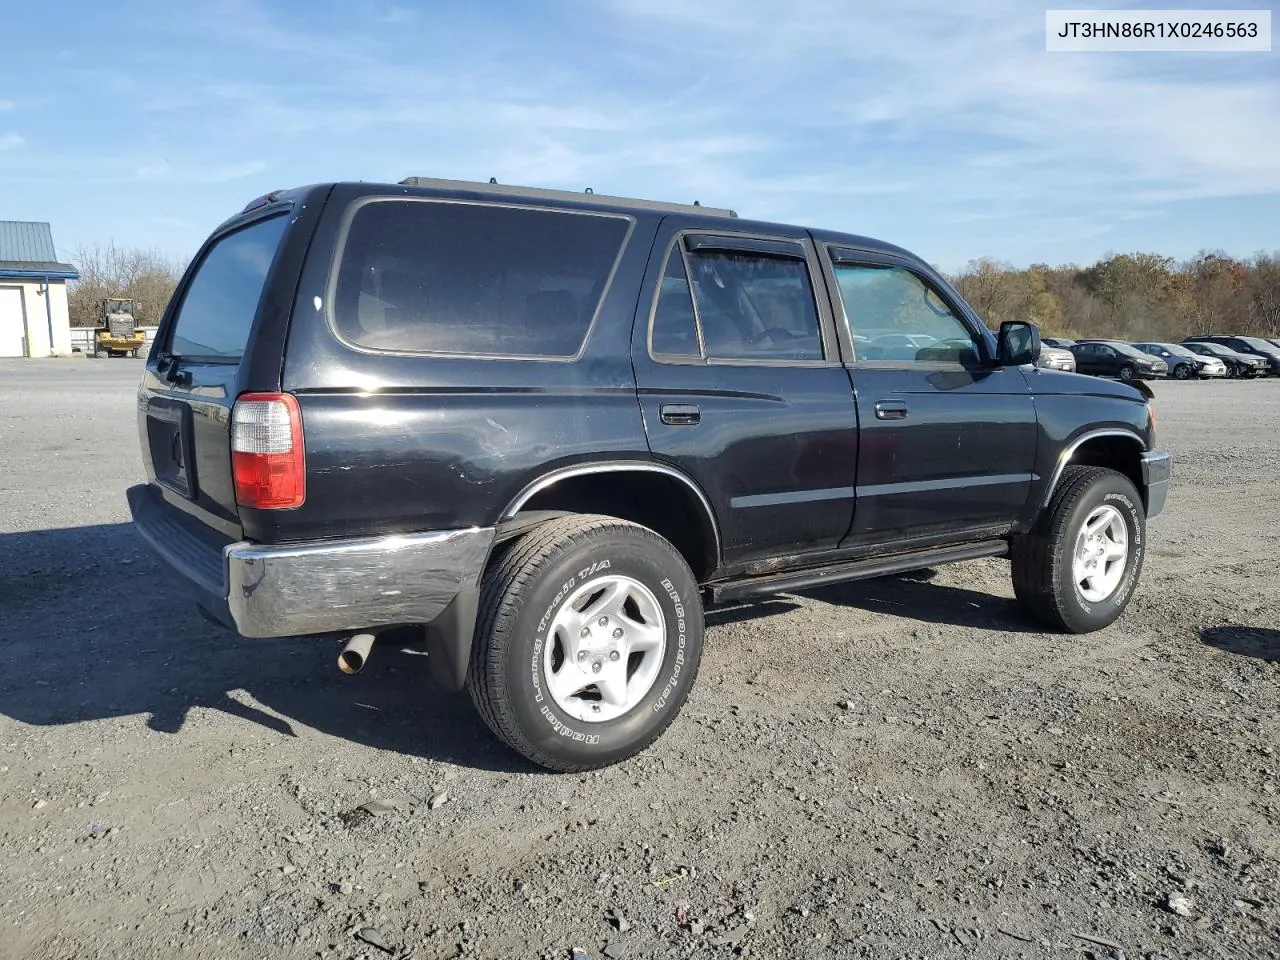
[660,403,701,426]
[874,399,909,421]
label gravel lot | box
[1,358,1277,960]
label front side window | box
[332,200,630,358]
[167,214,290,361]
[833,263,983,365]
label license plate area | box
[146,398,198,499]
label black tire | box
[468,514,704,772]
[1118,364,1135,382]
[1010,466,1146,634]
[1173,364,1192,380]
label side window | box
[332,200,630,358]
[1100,345,1116,358]
[650,248,701,358]
[684,249,824,362]
[832,264,983,365]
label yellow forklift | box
[95,298,147,358]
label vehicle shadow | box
[0,523,533,773]
[798,568,1040,633]
[1200,625,1280,662]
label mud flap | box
[425,588,480,691]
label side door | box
[1073,342,1102,375]
[819,245,1038,547]
[1096,344,1124,376]
[632,222,857,571]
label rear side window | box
[332,200,631,358]
[167,214,289,361]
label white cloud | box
[598,0,1280,205]
[0,100,14,112]
[0,132,24,151]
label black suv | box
[1183,335,1280,375]
[128,178,1170,771]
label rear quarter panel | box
[269,186,659,543]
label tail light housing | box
[231,393,305,509]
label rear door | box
[820,246,1037,547]
[138,208,297,539]
[632,221,857,569]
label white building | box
[0,221,79,357]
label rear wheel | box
[468,514,703,772]
[1011,466,1146,633]
[1173,364,1192,380]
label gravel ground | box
[1,358,1277,960]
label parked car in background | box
[1071,340,1167,381]
[1037,343,1076,372]
[1180,340,1267,378]
[1184,336,1280,376]
[1267,338,1280,350]
[1132,342,1225,379]
[1042,337,1077,349]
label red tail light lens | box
[231,393,305,509]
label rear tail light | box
[231,393,305,509]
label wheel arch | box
[501,461,721,581]
[1042,429,1147,511]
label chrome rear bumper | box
[128,484,495,638]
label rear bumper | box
[1140,451,1171,520]
[127,484,495,638]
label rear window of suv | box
[332,199,631,358]
[166,213,290,361]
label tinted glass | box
[684,250,823,361]
[650,248,701,358]
[1238,336,1280,353]
[834,264,980,364]
[333,201,630,357]
[167,214,289,360]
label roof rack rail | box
[397,176,737,218]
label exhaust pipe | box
[338,633,376,675]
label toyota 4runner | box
[128,177,1171,771]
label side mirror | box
[997,321,1041,366]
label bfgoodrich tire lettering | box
[1011,466,1146,633]
[467,514,703,772]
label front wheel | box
[1118,364,1136,382]
[1011,466,1146,633]
[1173,364,1192,380]
[468,514,704,771]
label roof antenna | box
[489,177,497,184]
[584,187,594,194]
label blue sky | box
[0,0,1276,272]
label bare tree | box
[68,244,186,327]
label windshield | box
[1192,342,1232,356]
[1150,343,1197,359]
[1106,342,1149,360]
[1238,336,1280,353]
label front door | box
[820,247,1038,547]
[632,221,858,571]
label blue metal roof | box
[0,221,60,263]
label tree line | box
[947,251,1280,341]
[68,243,1280,343]
[67,244,187,327]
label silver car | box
[1037,344,1076,372]
[1133,342,1226,379]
